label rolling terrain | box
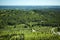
[0,7,60,40]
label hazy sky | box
[0,0,60,6]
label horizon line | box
[0,5,60,6]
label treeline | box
[0,9,60,28]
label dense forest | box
[0,9,60,40]
[0,9,60,28]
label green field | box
[0,26,60,40]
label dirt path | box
[51,27,60,35]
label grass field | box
[0,26,60,40]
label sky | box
[0,0,60,6]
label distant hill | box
[0,6,60,10]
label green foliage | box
[0,9,60,28]
[0,9,60,40]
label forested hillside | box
[0,9,60,28]
[0,9,60,40]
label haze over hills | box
[0,6,60,10]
